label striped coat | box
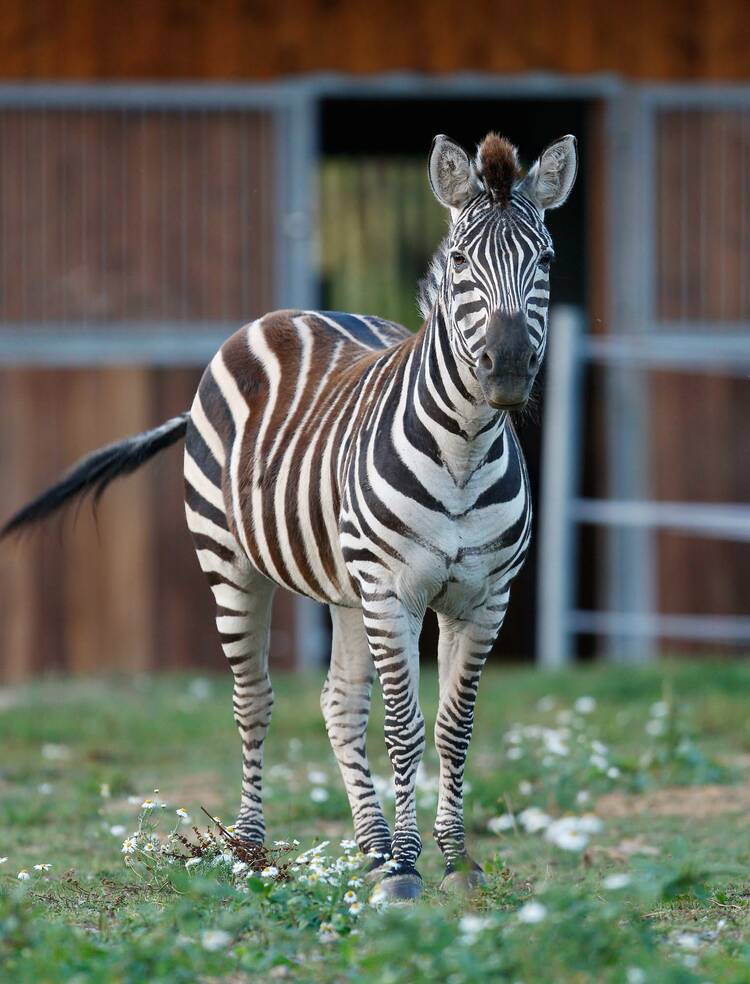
[1,130,578,900]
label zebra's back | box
[184,309,413,607]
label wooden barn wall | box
[0,107,278,682]
[0,0,748,82]
[0,109,275,324]
[0,366,301,681]
[653,108,750,640]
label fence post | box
[536,305,584,668]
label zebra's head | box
[425,131,578,411]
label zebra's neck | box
[401,304,508,484]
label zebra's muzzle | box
[478,374,534,411]
[476,312,539,410]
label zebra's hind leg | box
[321,606,392,879]
[184,410,276,843]
[218,575,276,844]
[189,518,276,842]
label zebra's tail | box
[1,412,190,538]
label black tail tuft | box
[1,412,190,538]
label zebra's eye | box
[538,252,554,272]
[452,251,468,270]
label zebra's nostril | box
[528,351,539,374]
[480,352,493,373]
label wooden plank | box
[151,366,218,671]
[60,369,105,673]
[97,368,154,673]
[0,0,749,81]
[0,371,38,681]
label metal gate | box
[538,85,750,666]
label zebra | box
[2,130,577,901]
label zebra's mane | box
[417,235,449,321]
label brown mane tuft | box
[476,132,521,207]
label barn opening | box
[317,95,597,663]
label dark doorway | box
[317,95,592,662]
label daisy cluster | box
[117,794,371,943]
[487,806,604,852]
[485,694,616,853]
[7,860,53,882]
[502,695,620,783]
[205,838,369,936]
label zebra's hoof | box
[439,867,487,894]
[374,871,424,902]
[364,857,393,884]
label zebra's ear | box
[428,134,481,214]
[520,135,578,213]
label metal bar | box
[569,610,750,644]
[640,84,750,108]
[0,323,238,366]
[273,92,319,310]
[293,597,329,671]
[302,71,623,100]
[0,83,290,109]
[604,88,657,663]
[0,74,623,110]
[581,332,750,372]
[571,498,750,542]
[536,306,584,668]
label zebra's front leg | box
[363,596,425,901]
[434,598,508,892]
[321,605,392,876]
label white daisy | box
[201,929,231,951]
[574,696,596,714]
[603,873,631,890]
[518,807,551,833]
[517,901,547,924]
[487,813,515,834]
[319,921,338,942]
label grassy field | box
[1,661,750,983]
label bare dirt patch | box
[597,779,750,820]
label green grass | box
[1,661,750,982]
